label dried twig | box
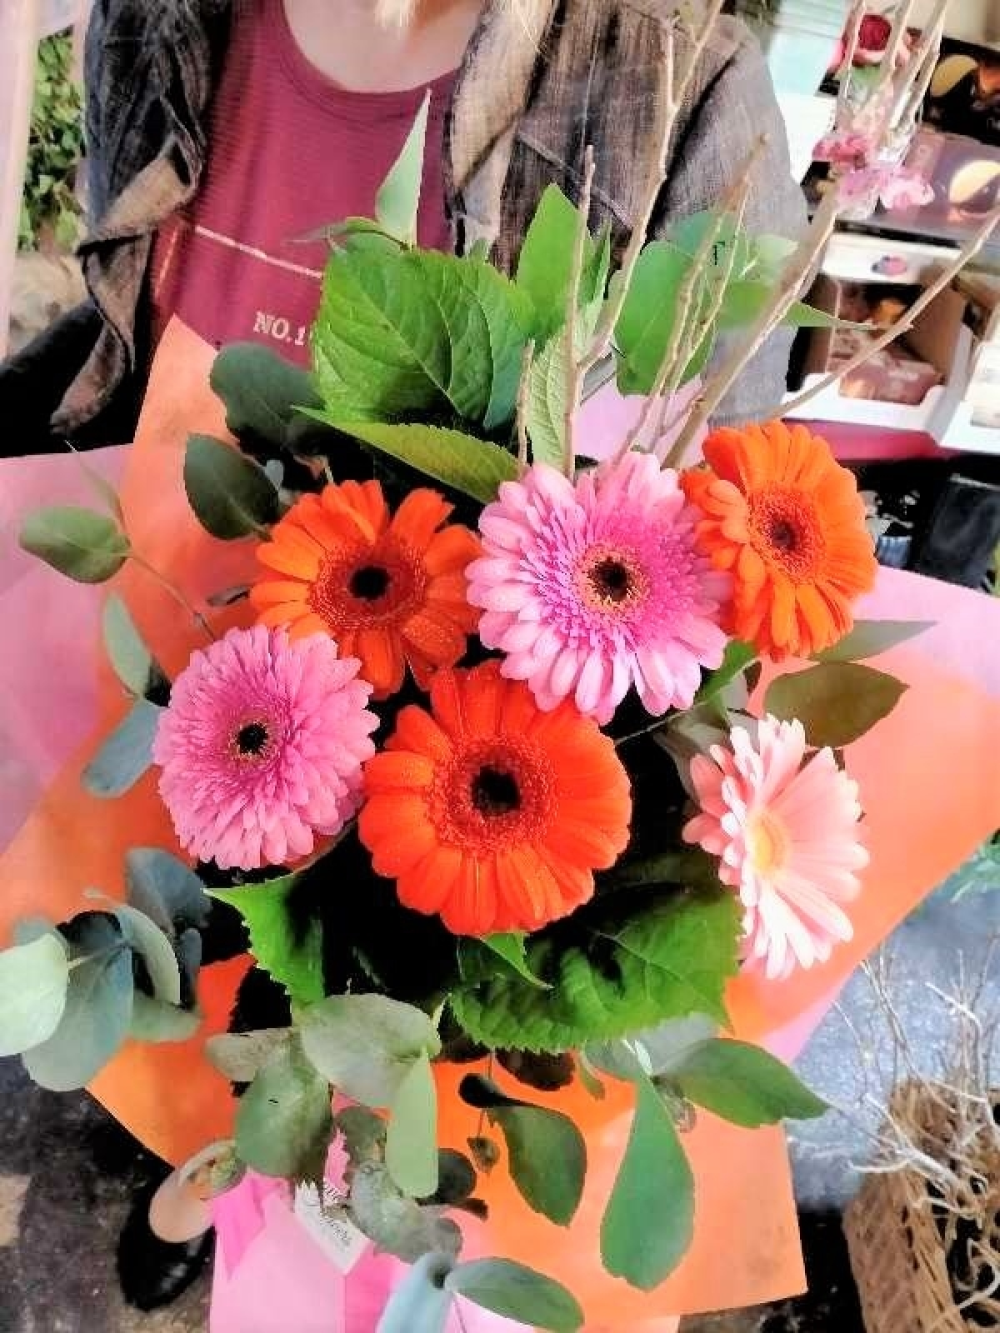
[896,6,947,133]
[515,340,535,475]
[835,1,865,126]
[563,147,596,477]
[782,204,1000,418]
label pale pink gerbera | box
[153,626,378,871]
[467,454,729,725]
[683,716,869,980]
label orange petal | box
[359,792,428,853]
[389,706,453,763]
[250,580,310,609]
[440,857,497,936]
[398,844,464,916]
[363,751,436,794]
[390,489,452,549]
[357,628,405,698]
[429,670,467,740]
[402,611,469,670]
[257,536,322,579]
[287,613,332,641]
[424,526,481,576]
[257,603,309,629]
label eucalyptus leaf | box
[376,93,430,245]
[82,698,162,798]
[601,1075,694,1290]
[313,419,517,506]
[0,934,69,1057]
[205,1028,292,1083]
[114,903,181,1005]
[386,1050,439,1198]
[210,875,323,1006]
[235,1037,333,1179]
[184,434,281,540]
[349,1162,462,1263]
[672,1039,826,1127]
[459,1075,585,1226]
[336,1106,388,1166]
[129,994,200,1043]
[210,345,322,451]
[587,1013,718,1081]
[102,595,166,699]
[20,505,130,584]
[764,662,908,749]
[814,619,934,664]
[126,849,210,935]
[23,915,133,1092]
[377,1251,455,1333]
[446,1259,584,1333]
[299,993,441,1107]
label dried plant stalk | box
[563,147,596,475]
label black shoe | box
[116,1178,213,1312]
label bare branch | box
[563,147,596,477]
[516,340,535,475]
[835,2,865,127]
[782,204,1000,418]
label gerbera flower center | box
[310,539,427,632]
[577,544,649,615]
[236,721,270,756]
[748,488,826,582]
[431,738,554,852]
[747,810,789,875]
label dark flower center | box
[236,722,269,756]
[471,766,521,817]
[589,557,633,605]
[769,518,799,553]
[349,564,391,601]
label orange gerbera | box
[250,480,481,698]
[681,421,877,659]
[359,662,633,936]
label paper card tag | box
[294,1183,370,1275]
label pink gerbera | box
[683,716,869,980]
[153,626,378,871]
[467,455,729,725]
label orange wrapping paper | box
[2,320,999,1321]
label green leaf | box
[129,994,200,1043]
[82,698,162,798]
[102,595,166,699]
[0,934,69,1057]
[184,434,281,540]
[20,506,130,584]
[672,1039,826,1127]
[377,1252,455,1333]
[235,1036,333,1179]
[694,640,757,707]
[23,915,133,1091]
[608,849,721,894]
[601,1075,694,1290]
[66,445,124,522]
[125,849,209,935]
[614,242,712,394]
[349,1162,462,1263]
[459,934,550,990]
[210,875,323,1006]
[205,1029,292,1083]
[515,184,606,343]
[526,336,568,469]
[764,662,908,749]
[386,1050,439,1198]
[376,93,430,245]
[313,248,529,430]
[319,420,517,505]
[459,1076,585,1226]
[451,889,740,1053]
[446,1259,584,1333]
[113,903,181,1005]
[336,1107,388,1166]
[814,619,934,664]
[210,344,323,450]
[299,993,441,1107]
[587,1013,719,1081]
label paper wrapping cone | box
[2,320,999,1323]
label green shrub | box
[18,33,85,253]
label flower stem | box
[131,555,216,641]
[614,719,669,748]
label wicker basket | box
[844,1084,1000,1333]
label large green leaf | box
[515,184,607,342]
[184,434,281,540]
[459,1075,585,1226]
[614,242,712,395]
[235,1036,333,1179]
[814,619,934,664]
[320,420,517,505]
[672,1039,826,1127]
[210,875,323,1006]
[112,903,181,1005]
[386,1050,439,1198]
[125,849,209,935]
[376,94,430,245]
[82,698,162,798]
[102,595,167,699]
[313,248,529,430]
[299,993,441,1107]
[601,1075,694,1290]
[205,1029,292,1083]
[349,1162,462,1263]
[377,1252,455,1333]
[446,1259,584,1333]
[458,934,550,991]
[586,1013,719,1081]
[764,662,908,749]
[20,505,130,584]
[210,344,323,450]
[0,933,69,1057]
[23,914,134,1091]
[526,335,568,469]
[450,890,740,1053]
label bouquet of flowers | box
[2,8,996,1328]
